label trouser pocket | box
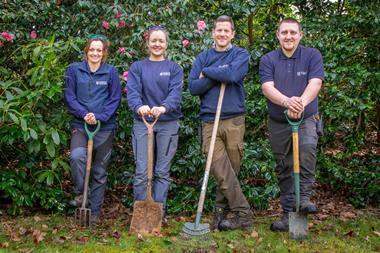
[165,133,179,157]
[314,114,324,137]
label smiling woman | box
[126,25,184,225]
[63,35,121,225]
[146,27,169,61]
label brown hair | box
[84,39,110,63]
[146,25,169,42]
[213,15,235,31]
[278,17,302,32]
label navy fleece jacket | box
[127,59,183,121]
[188,46,249,121]
[64,61,121,131]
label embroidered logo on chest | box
[160,72,170,76]
[297,71,307,76]
[96,81,108,85]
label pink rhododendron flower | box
[182,39,190,48]
[117,20,126,28]
[197,20,206,31]
[114,10,122,19]
[122,71,128,81]
[1,32,15,42]
[119,47,126,54]
[30,30,37,39]
[102,20,110,30]
[143,32,148,40]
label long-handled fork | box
[75,120,101,227]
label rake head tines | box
[182,222,210,236]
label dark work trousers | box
[70,128,114,216]
[268,115,319,213]
[132,119,179,212]
[202,115,251,215]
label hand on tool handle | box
[138,105,151,116]
[282,96,304,119]
[84,112,97,125]
[151,106,166,117]
[138,105,166,118]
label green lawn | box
[0,212,379,252]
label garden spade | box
[75,120,101,227]
[130,113,163,235]
[285,111,308,240]
[182,83,226,236]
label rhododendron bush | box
[0,1,378,214]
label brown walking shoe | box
[211,207,228,230]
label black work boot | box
[270,212,289,232]
[211,207,228,230]
[218,210,253,231]
[300,200,318,214]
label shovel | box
[129,113,163,235]
[75,120,101,227]
[182,83,226,236]
[285,111,308,240]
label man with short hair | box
[189,15,252,231]
[259,18,324,232]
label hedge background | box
[0,0,378,215]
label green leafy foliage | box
[0,0,378,214]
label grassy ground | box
[0,212,379,253]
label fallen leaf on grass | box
[344,230,355,237]
[137,233,145,241]
[75,236,89,244]
[32,229,46,244]
[210,241,218,250]
[250,230,259,238]
[373,231,380,237]
[340,211,356,220]
[100,238,109,244]
[10,232,21,242]
[52,237,65,244]
[0,242,9,248]
[33,216,41,222]
[17,248,33,253]
[112,230,121,239]
[19,227,27,235]
[316,213,329,220]
[41,224,48,229]
[2,223,13,233]
[175,216,186,222]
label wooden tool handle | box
[196,83,226,216]
[141,114,159,202]
[292,132,299,173]
[81,139,93,208]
